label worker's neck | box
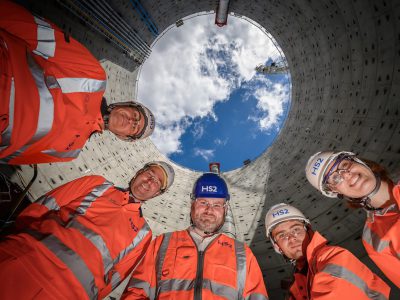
[191,226,217,238]
[370,180,395,209]
[295,256,307,271]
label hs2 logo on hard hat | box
[201,185,217,192]
[311,158,324,176]
[272,209,289,218]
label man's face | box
[271,220,309,260]
[108,106,145,139]
[130,166,164,201]
[191,198,227,233]
[324,158,376,198]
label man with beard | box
[122,172,269,300]
[265,203,390,299]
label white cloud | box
[138,14,286,155]
[151,124,185,154]
[194,148,215,161]
[248,80,290,131]
[192,122,205,140]
[214,137,228,146]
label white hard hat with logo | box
[265,203,310,254]
[305,151,368,198]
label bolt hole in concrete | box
[137,13,291,171]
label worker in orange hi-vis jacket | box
[306,151,400,288]
[265,203,390,300]
[122,172,269,300]
[0,1,155,165]
[0,161,174,300]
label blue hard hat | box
[191,173,230,200]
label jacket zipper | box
[194,251,204,300]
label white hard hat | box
[305,151,359,197]
[137,102,155,139]
[265,203,310,239]
[145,161,175,192]
[108,101,155,141]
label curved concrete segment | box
[12,0,400,298]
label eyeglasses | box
[143,170,162,189]
[128,108,142,135]
[274,225,306,243]
[323,156,354,188]
[195,199,226,209]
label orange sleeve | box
[310,246,390,299]
[122,235,164,300]
[243,244,269,299]
[16,175,109,228]
[0,1,105,80]
[0,1,38,52]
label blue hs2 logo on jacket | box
[311,158,324,176]
[201,185,217,192]
[272,209,289,218]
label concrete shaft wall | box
[15,0,400,298]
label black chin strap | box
[344,173,382,211]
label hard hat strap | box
[343,173,382,211]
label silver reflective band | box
[245,294,269,300]
[0,145,28,163]
[26,53,54,144]
[322,264,388,300]
[362,226,390,253]
[26,229,98,299]
[0,78,15,150]
[46,76,61,89]
[1,54,55,163]
[128,278,155,299]
[159,278,194,293]
[33,16,55,59]
[235,240,246,297]
[202,278,237,299]
[57,78,107,93]
[156,232,172,283]
[36,194,60,211]
[157,278,251,300]
[42,149,81,158]
[76,181,113,215]
[112,222,151,268]
[66,219,113,282]
[110,271,121,290]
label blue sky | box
[138,13,290,172]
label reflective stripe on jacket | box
[0,175,152,299]
[0,1,106,164]
[362,184,400,288]
[122,229,269,300]
[288,231,390,300]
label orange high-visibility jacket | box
[288,231,390,300]
[0,1,106,164]
[122,229,269,300]
[0,175,152,300]
[362,183,400,288]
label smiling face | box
[108,106,145,139]
[325,159,376,198]
[191,198,227,234]
[271,220,308,260]
[130,166,164,201]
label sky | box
[138,13,291,172]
